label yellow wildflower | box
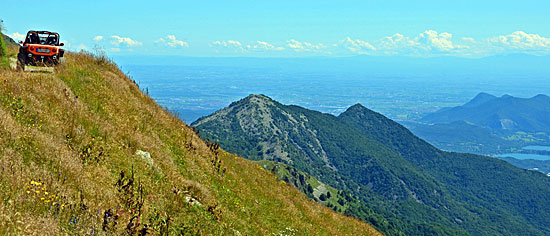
[26,191,30,194]
[40,197,45,200]
[36,190,40,194]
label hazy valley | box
[3,2,550,233]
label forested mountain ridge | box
[421,93,550,132]
[193,94,550,236]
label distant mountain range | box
[376,92,550,174]
[407,93,550,174]
[193,94,550,236]
[421,93,550,132]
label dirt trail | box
[8,56,54,73]
[313,183,328,199]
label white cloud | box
[373,30,550,57]
[226,40,242,47]
[416,30,456,52]
[254,41,274,50]
[246,41,285,51]
[461,37,476,43]
[337,37,376,54]
[335,34,421,56]
[110,35,142,47]
[211,40,246,52]
[156,35,189,48]
[76,43,87,51]
[210,31,550,57]
[448,31,550,56]
[286,39,326,52]
[488,31,550,51]
[93,35,104,41]
[212,40,243,47]
[377,33,417,50]
[110,48,121,52]
[8,32,25,42]
[56,38,82,52]
[327,31,452,57]
[367,30,463,56]
[212,40,286,54]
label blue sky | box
[2,0,550,57]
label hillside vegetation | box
[0,29,10,68]
[256,160,372,216]
[193,94,550,236]
[0,51,379,235]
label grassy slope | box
[0,31,11,69]
[0,52,379,235]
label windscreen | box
[26,32,58,45]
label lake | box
[496,153,550,161]
[523,146,550,151]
